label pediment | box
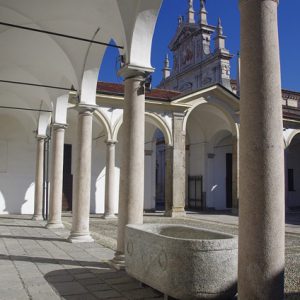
[169,24,199,51]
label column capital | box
[105,139,118,145]
[76,104,98,115]
[36,135,47,141]
[173,111,186,119]
[118,64,154,80]
[239,0,279,5]
[52,123,68,130]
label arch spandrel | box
[93,109,112,141]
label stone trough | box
[125,224,237,300]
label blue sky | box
[99,0,300,92]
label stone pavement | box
[62,211,300,300]
[0,215,163,300]
[0,213,299,299]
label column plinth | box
[102,140,117,219]
[32,137,46,221]
[46,124,67,229]
[238,0,284,299]
[68,108,94,243]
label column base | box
[109,251,125,270]
[166,208,186,218]
[32,215,44,221]
[46,222,64,229]
[164,210,172,217]
[68,232,94,243]
[102,213,117,220]
[231,208,239,216]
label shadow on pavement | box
[0,235,66,242]
[0,254,108,268]
[45,267,163,299]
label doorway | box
[62,144,73,211]
[155,130,165,210]
[188,175,203,210]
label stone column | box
[68,108,94,243]
[231,135,239,214]
[239,0,284,299]
[32,137,45,220]
[46,124,66,228]
[113,69,147,267]
[164,145,173,216]
[170,112,186,217]
[103,140,117,219]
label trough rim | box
[126,223,238,250]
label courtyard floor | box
[0,212,299,299]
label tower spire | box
[199,0,208,25]
[162,54,171,79]
[217,17,223,35]
[187,0,195,24]
[214,17,226,50]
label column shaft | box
[68,109,94,243]
[32,137,45,220]
[239,0,284,299]
[171,112,186,217]
[46,125,65,228]
[116,75,145,258]
[103,141,117,219]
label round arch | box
[112,112,173,146]
[183,101,238,137]
[284,129,300,149]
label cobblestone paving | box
[0,215,164,300]
[63,212,300,300]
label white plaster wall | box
[0,114,36,214]
[91,138,106,213]
[188,143,205,177]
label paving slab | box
[1,213,299,299]
[0,215,165,300]
[63,211,300,299]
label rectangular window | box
[288,169,295,191]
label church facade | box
[158,0,232,92]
